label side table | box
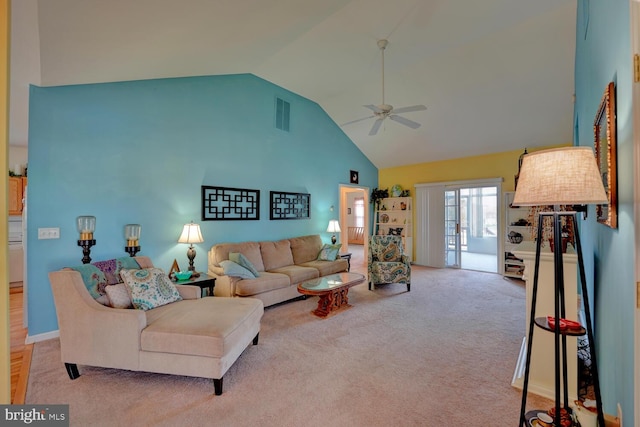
[176,274,216,297]
[339,253,352,271]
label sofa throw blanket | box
[71,257,140,299]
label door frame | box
[339,184,369,263]
[632,1,640,424]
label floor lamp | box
[514,147,607,427]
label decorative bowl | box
[174,271,192,281]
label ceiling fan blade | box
[391,105,427,114]
[363,104,383,113]
[341,115,375,126]
[389,114,421,129]
[369,118,384,136]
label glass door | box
[444,189,461,268]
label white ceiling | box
[10,0,576,169]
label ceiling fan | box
[342,39,427,136]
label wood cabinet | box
[8,177,26,215]
[503,191,531,279]
[374,197,412,260]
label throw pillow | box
[317,243,342,261]
[120,268,182,311]
[220,260,256,279]
[229,252,259,277]
[105,283,133,309]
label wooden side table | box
[176,274,216,297]
[339,253,352,271]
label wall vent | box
[275,97,290,132]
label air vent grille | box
[275,97,290,132]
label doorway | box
[444,185,498,273]
[339,185,369,268]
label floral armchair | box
[368,235,411,291]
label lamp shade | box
[77,216,96,240]
[326,219,341,233]
[512,147,608,206]
[125,224,141,246]
[178,222,204,244]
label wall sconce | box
[178,221,204,277]
[76,216,96,264]
[124,224,141,257]
[326,219,341,244]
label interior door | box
[444,189,461,268]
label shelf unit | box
[503,191,531,279]
[374,197,412,260]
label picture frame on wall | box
[594,81,617,229]
[350,170,359,184]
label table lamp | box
[326,219,341,244]
[178,221,204,277]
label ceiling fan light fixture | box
[342,39,427,136]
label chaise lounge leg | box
[407,283,410,292]
[65,363,80,380]
[214,378,223,395]
[253,333,260,345]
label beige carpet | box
[27,265,551,426]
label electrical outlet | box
[38,227,60,239]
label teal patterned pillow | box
[120,268,182,311]
[317,243,342,261]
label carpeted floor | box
[27,265,551,426]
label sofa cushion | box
[142,297,263,358]
[234,272,291,297]
[260,239,294,271]
[220,260,256,279]
[317,243,342,261]
[105,283,133,309]
[120,268,182,311]
[210,241,265,272]
[229,252,259,277]
[289,235,324,264]
[268,265,319,284]
[299,259,349,276]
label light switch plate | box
[38,227,60,239]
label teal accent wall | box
[27,73,377,335]
[574,0,634,421]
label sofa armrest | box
[49,270,147,371]
[401,255,411,266]
[175,284,201,300]
[207,268,237,297]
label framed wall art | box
[202,186,260,221]
[270,191,310,220]
[594,81,617,229]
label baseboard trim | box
[25,330,59,344]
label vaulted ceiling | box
[11,0,576,168]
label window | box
[354,198,364,228]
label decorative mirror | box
[594,82,617,229]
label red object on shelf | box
[546,316,582,331]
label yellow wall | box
[378,144,569,259]
[1,0,10,404]
[379,144,569,195]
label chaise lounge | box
[49,256,264,395]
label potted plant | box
[370,188,389,210]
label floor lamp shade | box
[513,147,607,206]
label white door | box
[445,189,461,268]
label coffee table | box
[297,272,365,318]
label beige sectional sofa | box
[208,234,348,307]
[49,256,264,395]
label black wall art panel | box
[202,186,260,220]
[270,191,310,220]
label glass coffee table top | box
[298,272,365,292]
